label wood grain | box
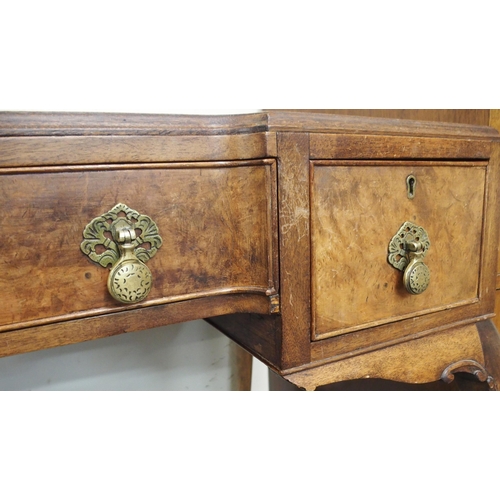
[268,111,497,139]
[2,110,499,391]
[310,134,491,160]
[269,109,490,126]
[489,110,500,289]
[0,111,269,136]
[0,161,277,331]
[311,162,486,339]
[0,293,273,359]
[0,133,268,167]
[276,133,312,368]
[283,322,485,391]
[480,141,500,314]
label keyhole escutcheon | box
[407,175,417,199]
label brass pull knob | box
[388,222,430,295]
[81,203,162,304]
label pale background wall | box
[0,320,269,391]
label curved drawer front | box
[311,161,487,340]
[0,160,277,332]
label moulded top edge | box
[266,111,500,140]
[0,110,498,141]
[0,112,269,137]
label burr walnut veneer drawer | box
[311,161,487,340]
[1,160,278,333]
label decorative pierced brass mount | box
[81,203,162,304]
[388,221,431,295]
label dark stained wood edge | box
[230,341,253,391]
[207,313,282,370]
[0,158,276,175]
[0,294,272,359]
[440,359,495,388]
[276,132,312,369]
[267,161,280,294]
[0,112,269,137]
[476,320,500,390]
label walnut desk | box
[1,111,500,390]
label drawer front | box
[311,161,487,340]
[0,160,277,331]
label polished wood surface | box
[268,109,490,126]
[0,161,277,335]
[310,134,491,160]
[276,133,312,369]
[267,110,495,137]
[0,134,270,167]
[311,162,486,339]
[1,110,499,390]
[0,294,272,358]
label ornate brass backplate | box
[81,203,162,303]
[388,221,431,295]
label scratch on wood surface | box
[280,202,309,241]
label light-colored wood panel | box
[0,162,276,330]
[285,323,485,391]
[0,133,268,167]
[311,163,486,339]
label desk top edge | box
[0,110,498,140]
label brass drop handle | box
[402,241,430,295]
[388,222,431,295]
[81,203,162,304]
[107,223,153,304]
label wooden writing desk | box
[1,111,500,390]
